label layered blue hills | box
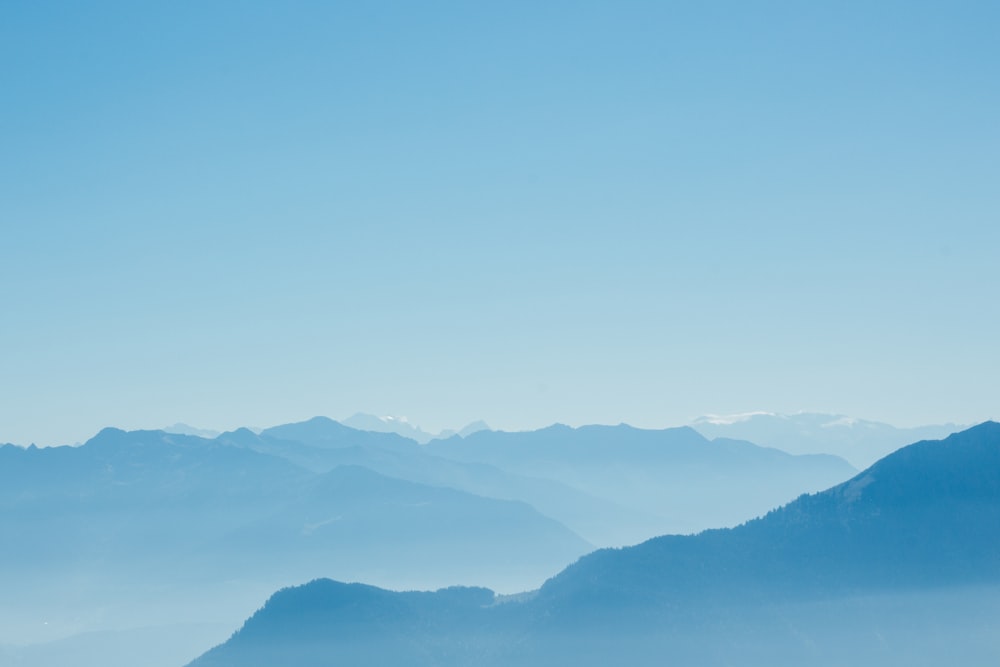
[188,422,1000,667]
[0,424,588,667]
[0,425,590,585]
[426,423,856,540]
[0,415,864,667]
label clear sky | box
[2,1,998,446]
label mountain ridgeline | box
[425,423,856,540]
[0,416,856,667]
[189,422,1000,667]
[0,425,585,667]
[690,412,964,467]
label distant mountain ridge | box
[691,411,964,467]
[0,424,590,667]
[189,422,1000,667]
[426,423,856,540]
[0,425,589,589]
[2,414,875,667]
[341,413,490,444]
[163,422,223,439]
[215,420,647,547]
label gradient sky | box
[3,1,998,446]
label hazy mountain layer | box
[0,416,866,667]
[0,427,589,664]
[215,417,854,545]
[217,419,653,546]
[340,413,489,444]
[426,424,856,538]
[691,411,963,467]
[190,422,1000,667]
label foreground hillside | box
[190,422,1000,667]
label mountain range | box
[0,414,890,667]
[161,411,959,467]
[0,425,587,667]
[188,422,1000,667]
[426,423,855,539]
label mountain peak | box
[163,423,222,438]
[260,417,354,442]
[341,413,492,443]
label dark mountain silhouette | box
[257,415,419,453]
[191,581,501,667]
[189,422,1000,667]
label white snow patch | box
[821,416,860,428]
[694,411,777,425]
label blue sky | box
[2,1,998,445]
